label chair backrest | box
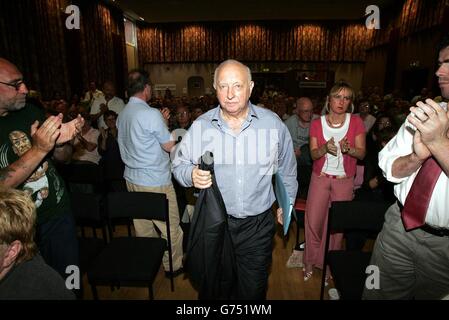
[65,163,104,184]
[63,163,104,194]
[320,199,390,300]
[70,192,104,222]
[328,200,390,232]
[106,192,168,221]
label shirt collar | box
[211,102,259,124]
[129,96,148,105]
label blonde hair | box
[0,188,37,264]
[323,81,355,114]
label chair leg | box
[149,286,154,300]
[127,220,132,237]
[91,285,99,300]
[170,274,174,292]
[101,226,108,243]
[296,218,300,245]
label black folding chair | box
[320,200,389,300]
[70,192,107,274]
[87,192,174,299]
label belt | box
[228,208,271,220]
[319,172,347,179]
[421,225,449,237]
[397,201,449,237]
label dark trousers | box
[228,208,275,300]
[36,211,79,279]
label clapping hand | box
[56,114,84,145]
[100,127,108,140]
[325,137,337,156]
[160,107,171,124]
[339,137,351,154]
[100,103,108,114]
[408,99,449,148]
[31,115,62,153]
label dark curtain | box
[371,0,446,48]
[137,21,373,64]
[76,0,127,98]
[0,0,127,100]
[0,0,70,99]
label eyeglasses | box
[331,94,352,101]
[176,111,189,117]
[0,80,25,91]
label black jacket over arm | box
[185,152,236,300]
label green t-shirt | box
[0,104,70,224]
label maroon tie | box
[401,157,442,231]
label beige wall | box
[126,44,138,71]
[144,62,364,97]
[331,63,364,93]
[145,63,217,97]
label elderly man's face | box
[214,63,254,117]
[296,99,313,123]
[0,59,29,116]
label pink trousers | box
[304,172,354,269]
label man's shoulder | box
[310,116,323,128]
[111,96,125,106]
[251,104,280,121]
[284,114,298,125]
[196,107,218,123]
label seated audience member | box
[355,126,397,203]
[356,101,377,133]
[346,127,397,251]
[175,105,192,130]
[284,97,315,198]
[98,110,125,191]
[191,105,204,121]
[72,114,101,165]
[0,188,75,300]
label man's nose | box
[227,87,235,99]
[18,82,28,95]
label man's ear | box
[2,240,22,268]
[249,81,254,93]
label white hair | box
[213,59,252,88]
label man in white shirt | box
[90,81,125,129]
[363,37,449,300]
[82,81,104,106]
